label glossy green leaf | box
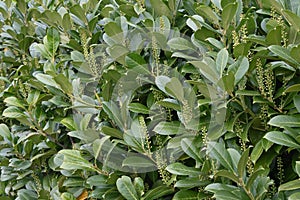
[238,148,250,178]
[173,190,200,200]
[116,176,139,200]
[279,179,300,191]
[122,156,156,168]
[268,45,299,65]
[264,131,300,148]
[222,2,238,31]
[214,170,239,184]
[58,150,96,171]
[143,185,173,200]
[216,48,228,76]
[168,37,196,51]
[207,142,234,172]
[268,115,300,128]
[128,103,149,114]
[153,121,186,135]
[166,162,201,176]
[282,10,300,32]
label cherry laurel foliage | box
[1,0,300,199]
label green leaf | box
[45,27,60,59]
[235,90,260,96]
[282,10,300,32]
[128,103,149,114]
[214,170,239,184]
[222,2,238,31]
[4,96,25,109]
[58,150,96,171]
[17,189,38,200]
[2,106,24,118]
[196,5,219,25]
[264,131,300,148]
[122,156,156,168]
[153,121,186,135]
[116,176,139,200]
[291,45,300,63]
[216,48,228,76]
[33,73,61,89]
[234,57,249,85]
[86,175,107,187]
[294,95,300,113]
[165,77,184,100]
[125,53,149,74]
[190,60,219,83]
[279,179,300,191]
[173,190,200,200]
[54,74,72,94]
[207,142,234,172]
[181,138,202,164]
[168,37,196,51]
[285,84,300,93]
[268,45,299,65]
[166,162,201,176]
[238,148,250,178]
[0,124,12,143]
[101,126,123,139]
[134,177,144,198]
[61,192,76,200]
[149,0,171,19]
[70,4,86,23]
[288,192,300,200]
[143,185,173,200]
[174,177,210,188]
[268,115,300,128]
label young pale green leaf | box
[207,142,234,172]
[235,90,260,96]
[279,179,300,191]
[238,148,250,178]
[128,103,149,114]
[282,10,300,32]
[173,190,200,200]
[268,45,299,66]
[58,150,96,171]
[216,48,228,76]
[166,162,201,176]
[143,185,173,200]
[295,161,300,177]
[116,176,139,200]
[264,131,300,148]
[61,192,76,200]
[122,156,156,168]
[168,37,196,51]
[222,2,238,31]
[268,115,300,128]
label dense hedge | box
[1,0,300,199]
